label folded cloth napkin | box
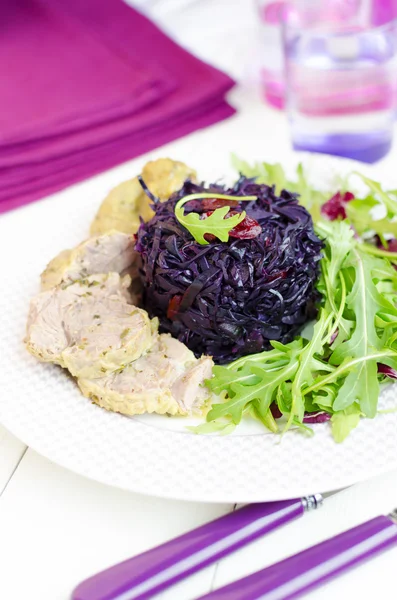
[0,0,235,213]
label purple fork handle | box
[198,514,397,600]
[72,498,305,600]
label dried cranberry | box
[228,212,262,239]
[201,209,262,242]
[167,295,182,320]
[201,198,239,210]
[321,191,355,221]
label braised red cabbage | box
[135,178,323,364]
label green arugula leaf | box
[293,163,328,222]
[177,204,244,245]
[205,364,261,395]
[331,250,383,366]
[174,192,257,245]
[227,345,293,371]
[329,251,397,375]
[346,199,397,238]
[305,351,397,395]
[347,173,397,240]
[292,419,315,437]
[231,155,288,193]
[355,174,397,217]
[333,359,379,416]
[311,385,338,409]
[232,156,328,221]
[315,220,355,279]
[360,243,397,264]
[345,198,378,235]
[207,357,299,425]
[289,310,332,424]
[316,220,355,346]
[331,404,361,443]
[252,402,279,433]
[276,381,292,414]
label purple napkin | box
[0,0,235,213]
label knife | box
[71,494,323,600]
[197,508,397,599]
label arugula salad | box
[194,158,397,442]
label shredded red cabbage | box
[302,412,332,424]
[136,177,323,364]
[378,363,397,379]
[270,402,330,424]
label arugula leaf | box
[345,198,378,236]
[292,419,315,437]
[289,310,331,424]
[315,220,355,280]
[305,351,397,395]
[177,204,244,245]
[311,385,338,409]
[227,343,295,370]
[252,402,279,433]
[333,360,379,416]
[232,156,328,221]
[355,174,397,218]
[346,173,397,240]
[331,405,361,443]
[331,251,382,363]
[231,155,288,193]
[207,356,299,425]
[316,220,355,347]
[292,163,329,223]
[174,192,256,245]
[277,381,292,414]
[206,364,261,395]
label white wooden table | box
[2,1,397,598]
[1,426,397,599]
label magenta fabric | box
[0,0,235,213]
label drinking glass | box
[257,1,288,109]
[256,0,367,110]
[283,18,397,162]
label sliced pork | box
[40,230,137,292]
[78,334,213,417]
[25,273,154,378]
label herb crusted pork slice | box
[26,273,214,416]
[25,273,155,378]
[78,334,214,417]
[40,230,138,292]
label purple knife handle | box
[198,514,397,600]
[72,497,314,600]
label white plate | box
[1,147,397,503]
